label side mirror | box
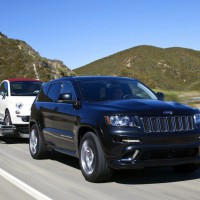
[157,92,165,100]
[58,93,72,102]
[58,93,81,109]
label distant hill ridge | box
[1,32,200,91]
[74,45,200,91]
[0,32,75,82]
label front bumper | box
[11,114,30,125]
[9,105,30,125]
[108,145,200,169]
[102,127,200,169]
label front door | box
[43,81,78,152]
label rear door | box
[42,82,62,145]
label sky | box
[0,0,200,70]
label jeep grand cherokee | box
[29,76,200,182]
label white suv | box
[0,78,42,135]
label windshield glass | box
[10,81,42,96]
[77,79,158,101]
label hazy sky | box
[1,0,200,69]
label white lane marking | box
[0,168,53,200]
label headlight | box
[105,115,139,127]
[16,102,24,109]
[194,114,200,124]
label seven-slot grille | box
[141,116,194,133]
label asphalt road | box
[0,137,200,200]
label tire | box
[29,124,46,159]
[173,163,200,173]
[4,110,12,126]
[79,132,113,182]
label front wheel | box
[79,132,113,182]
[29,124,46,159]
[173,163,200,173]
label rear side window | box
[37,83,50,102]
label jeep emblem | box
[163,111,173,115]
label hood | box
[87,99,198,116]
[9,96,36,106]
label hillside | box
[74,45,200,91]
[0,32,75,82]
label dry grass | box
[154,89,200,109]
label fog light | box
[132,150,139,159]
[121,150,140,161]
[21,116,29,122]
[121,139,140,143]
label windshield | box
[10,81,42,96]
[77,79,158,101]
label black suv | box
[29,76,200,182]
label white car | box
[0,78,42,136]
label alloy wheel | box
[30,129,38,155]
[81,140,95,175]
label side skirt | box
[51,146,77,157]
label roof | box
[7,78,42,82]
[50,76,136,82]
[41,76,138,86]
[72,76,136,81]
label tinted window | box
[60,81,76,100]
[77,79,158,101]
[47,82,61,102]
[10,81,42,96]
[37,83,50,102]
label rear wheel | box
[4,110,12,126]
[173,163,200,173]
[79,132,113,182]
[29,124,46,159]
